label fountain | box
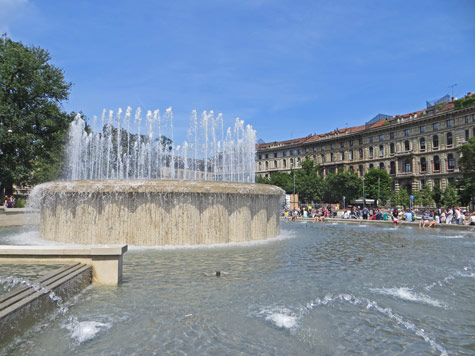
[32,107,284,246]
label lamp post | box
[291,160,296,209]
[362,176,366,209]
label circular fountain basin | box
[34,180,284,246]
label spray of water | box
[65,107,256,182]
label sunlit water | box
[1,223,474,355]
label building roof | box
[257,93,471,151]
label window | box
[379,134,384,141]
[297,149,302,155]
[379,162,384,170]
[265,161,269,169]
[446,119,454,128]
[313,146,318,152]
[321,145,325,151]
[359,148,363,159]
[359,165,364,177]
[433,135,439,149]
[340,151,344,160]
[330,153,335,162]
[349,139,354,146]
[390,132,395,139]
[448,154,455,170]
[274,160,278,168]
[283,151,287,157]
[290,158,294,166]
[420,137,426,151]
[404,140,410,151]
[258,154,262,160]
[447,132,453,146]
[420,158,427,173]
[404,129,410,136]
[290,150,294,155]
[258,162,262,170]
[404,159,411,173]
[433,156,440,172]
[274,152,278,158]
[321,154,325,163]
[390,161,396,175]
[464,116,469,124]
[369,163,374,169]
[265,154,268,159]
[368,137,373,143]
[379,145,384,157]
[349,150,353,161]
[359,138,363,145]
[420,125,426,133]
[340,142,344,148]
[283,159,287,168]
[330,143,335,149]
[369,146,373,158]
[433,122,440,130]
[305,148,309,153]
[466,129,470,141]
[473,114,475,122]
[390,142,395,154]
[297,157,301,166]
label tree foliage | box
[363,168,392,205]
[0,35,72,195]
[457,137,475,205]
[442,184,460,207]
[323,170,361,204]
[421,184,435,207]
[295,158,325,203]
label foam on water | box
[127,230,297,251]
[255,306,299,330]
[370,287,446,308]
[0,229,62,246]
[64,316,112,344]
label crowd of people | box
[3,195,16,208]
[283,204,475,227]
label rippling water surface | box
[1,222,474,355]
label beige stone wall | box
[35,180,284,246]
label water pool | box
[1,222,474,355]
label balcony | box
[396,171,414,178]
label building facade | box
[256,94,475,193]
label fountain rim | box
[34,180,285,196]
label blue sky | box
[2,0,474,144]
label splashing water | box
[66,108,256,183]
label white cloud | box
[0,0,29,34]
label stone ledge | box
[0,263,92,348]
[0,245,128,285]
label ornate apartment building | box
[256,93,475,193]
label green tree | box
[295,158,325,203]
[442,184,460,207]
[392,187,410,208]
[324,170,361,204]
[457,137,475,206]
[421,184,435,207]
[432,184,442,207]
[363,168,392,205]
[0,35,72,196]
[412,189,423,206]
